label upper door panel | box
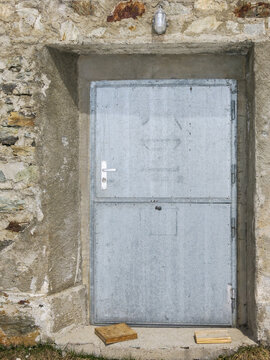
[91,80,233,199]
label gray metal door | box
[90,79,237,326]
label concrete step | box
[54,326,256,360]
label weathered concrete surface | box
[245,46,257,342]
[253,42,270,344]
[38,47,81,295]
[0,285,87,344]
[55,326,256,360]
[48,285,87,333]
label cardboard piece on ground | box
[95,323,138,345]
[194,330,232,344]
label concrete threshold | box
[54,326,256,360]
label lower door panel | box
[92,202,232,326]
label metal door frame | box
[89,79,237,326]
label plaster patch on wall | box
[74,241,81,284]
[27,188,43,222]
[36,203,44,222]
[42,246,46,256]
[30,277,37,293]
[30,226,36,235]
[41,276,49,294]
[62,137,69,147]
[41,74,51,97]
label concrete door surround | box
[78,49,251,329]
[36,42,270,347]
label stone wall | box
[0,0,270,345]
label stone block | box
[60,21,79,41]
[0,170,6,182]
[0,286,87,343]
[15,4,43,31]
[0,313,37,338]
[0,329,40,346]
[164,2,192,16]
[226,21,240,34]
[1,83,16,95]
[244,21,265,36]
[0,162,25,181]
[13,83,32,96]
[185,16,222,34]
[0,297,40,346]
[71,0,91,16]
[0,4,13,22]
[195,0,227,11]
[0,135,18,146]
[0,197,24,212]
[0,240,13,252]
[8,112,35,127]
[11,146,35,157]
[15,165,38,184]
[0,182,13,190]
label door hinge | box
[231,164,237,184]
[231,100,236,121]
[231,288,236,312]
[231,217,236,238]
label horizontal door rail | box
[91,79,237,90]
[94,197,232,204]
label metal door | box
[90,79,237,326]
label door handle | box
[101,161,116,190]
[103,168,116,172]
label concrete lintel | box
[47,40,253,56]
[54,326,256,360]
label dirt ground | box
[0,344,270,360]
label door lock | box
[101,161,116,190]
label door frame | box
[89,78,238,326]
